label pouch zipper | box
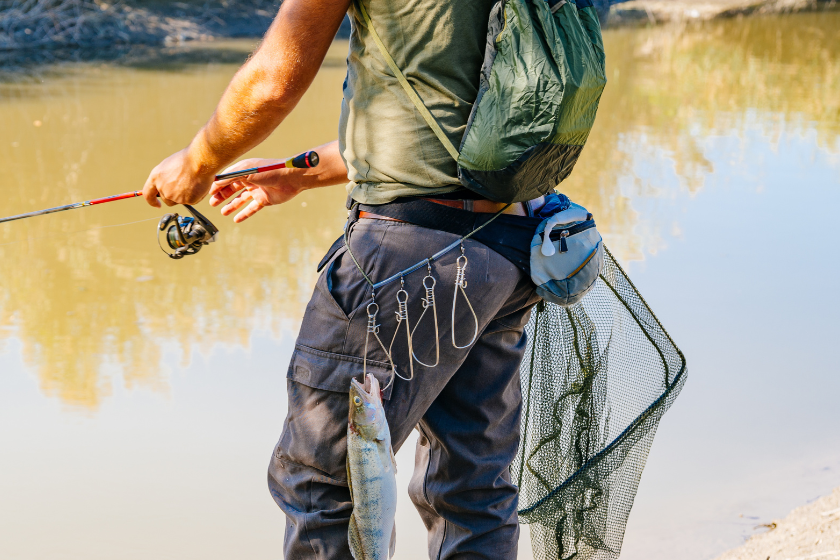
[546,218,597,254]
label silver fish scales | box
[347,374,397,559]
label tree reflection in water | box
[0,12,838,409]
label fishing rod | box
[214,150,319,181]
[0,190,218,260]
[0,150,320,259]
[0,191,144,226]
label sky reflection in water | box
[0,12,838,560]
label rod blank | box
[0,191,142,225]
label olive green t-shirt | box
[339,0,494,204]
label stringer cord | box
[344,202,512,382]
[344,202,512,292]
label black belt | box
[318,198,543,276]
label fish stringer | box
[411,262,440,368]
[452,244,479,350]
[363,296,399,391]
[388,277,415,382]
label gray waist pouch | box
[530,202,603,307]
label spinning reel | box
[157,205,219,259]
[0,151,322,260]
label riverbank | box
[608,0,836,25]
[714,487,840,560]
[1,0,837,55]
[0,0,287,51]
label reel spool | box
[157,204,219,259]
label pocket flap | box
[287,344,394,400]
[317,235,346,273]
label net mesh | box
[514,245,687,560]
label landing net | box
[514,245,687,560]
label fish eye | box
[353,396,362,406]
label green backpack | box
[358,0,607,203]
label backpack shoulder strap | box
[355,0,460,161]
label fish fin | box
[389,522,396,558]
[390,445,397,474]
[348,513,363,560]
[346,434,355,503]
[346,462,354,502]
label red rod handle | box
[88,191,142,205]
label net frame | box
[514,245,687,560]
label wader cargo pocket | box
[287,344,395,400]
[296,243,371,352]
[289,221,393,397]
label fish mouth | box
[350,376,367,396]
[350,373,379,400]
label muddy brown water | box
[0,13,838,560]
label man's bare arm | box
[142,0,351,207]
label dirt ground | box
[714,487,840,560]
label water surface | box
[1,13,839,559]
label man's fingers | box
[209,182,245,207]
[220,186,270,221]
[221,189,253,216]
[161,197,177,207]
[142,178,162,208]
[234,199,265,223]
[209,177,239,194]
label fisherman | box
[142,0,546,557]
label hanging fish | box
[347,374,397,560]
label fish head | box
[349,374,386,440]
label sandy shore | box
[713,487,840,560]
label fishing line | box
[0,217,159,249]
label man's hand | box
[209,158,303,222]
[208,140,348,223]
[142,148,216,207]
